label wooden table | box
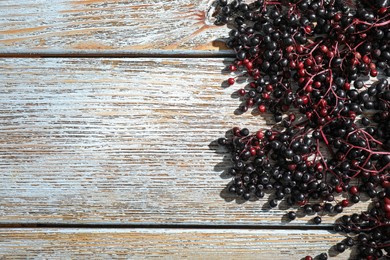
[0,1,364,259]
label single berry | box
[313,216,322,224]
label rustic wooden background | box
[0,0,366,259]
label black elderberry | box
[350,195,360,203]
[354,80,364,89]
[324,203,334,213]
[243,193,251,200]
[318,252,327,260]
[345,237,354,247]
[313,204,322,212]
[218,0,227,6]
[361,117,370,126]
[269,199,278,208]
[287,211,296,220]
[256,190,265,198]
[313,216,322,224]
[304,205,314,214]
[336,242,346,252]
[334,205,343,213]
[217,137,228,145]
[334,224,343,232]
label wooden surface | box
[0,0,229,54]
[0,58,370,227]
[0,228,352,259]
[0,1,370,259]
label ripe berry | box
[287,211,296,220]
[217,138,227,146]
[313,216,322,224]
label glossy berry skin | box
[269,199,278,208]
[341,200,349,207]
[345,237,354,247]
[318,253,328,260]
[349,186,358,195]
[228,78,235,85]
[287,211,296,220]
[313,216,322,224]
[258,104,266,113]
[336,243,346,252]
[217,138,227,146]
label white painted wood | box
[0,58,371,225]
[0,0,229,53]
[0,228,353,259]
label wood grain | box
[0,0,230,54]
[0,228,353,259]
[0,58,370,225]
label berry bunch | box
[213,0,390,259]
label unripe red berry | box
[362,55,370,64]
[350,186,358,195]
[304,85,313,92]
[305,58,313,67]
[237,88,245,96]
[298,68,306,77]
[228,78,235,85]
[315,163,324,172]
[320,45,328,53]
[266,84,273,92]
[313,81,321,88]
[229,65,237,71]
[301,96,309,105]
[378,7,387,15]
[258,104,266,113]
[249,147,257,156]
[334,13,342,21]
[304,25,312,34]
[286,46,294,53]
[256,131,264,139]
[341,199,349,207]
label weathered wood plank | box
[0,58,370,225]
[0,0,229,54]
[0,228,352,259]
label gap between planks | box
[0,223,334,231]
[0,50,235,59]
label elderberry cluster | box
[213,0,390,259]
